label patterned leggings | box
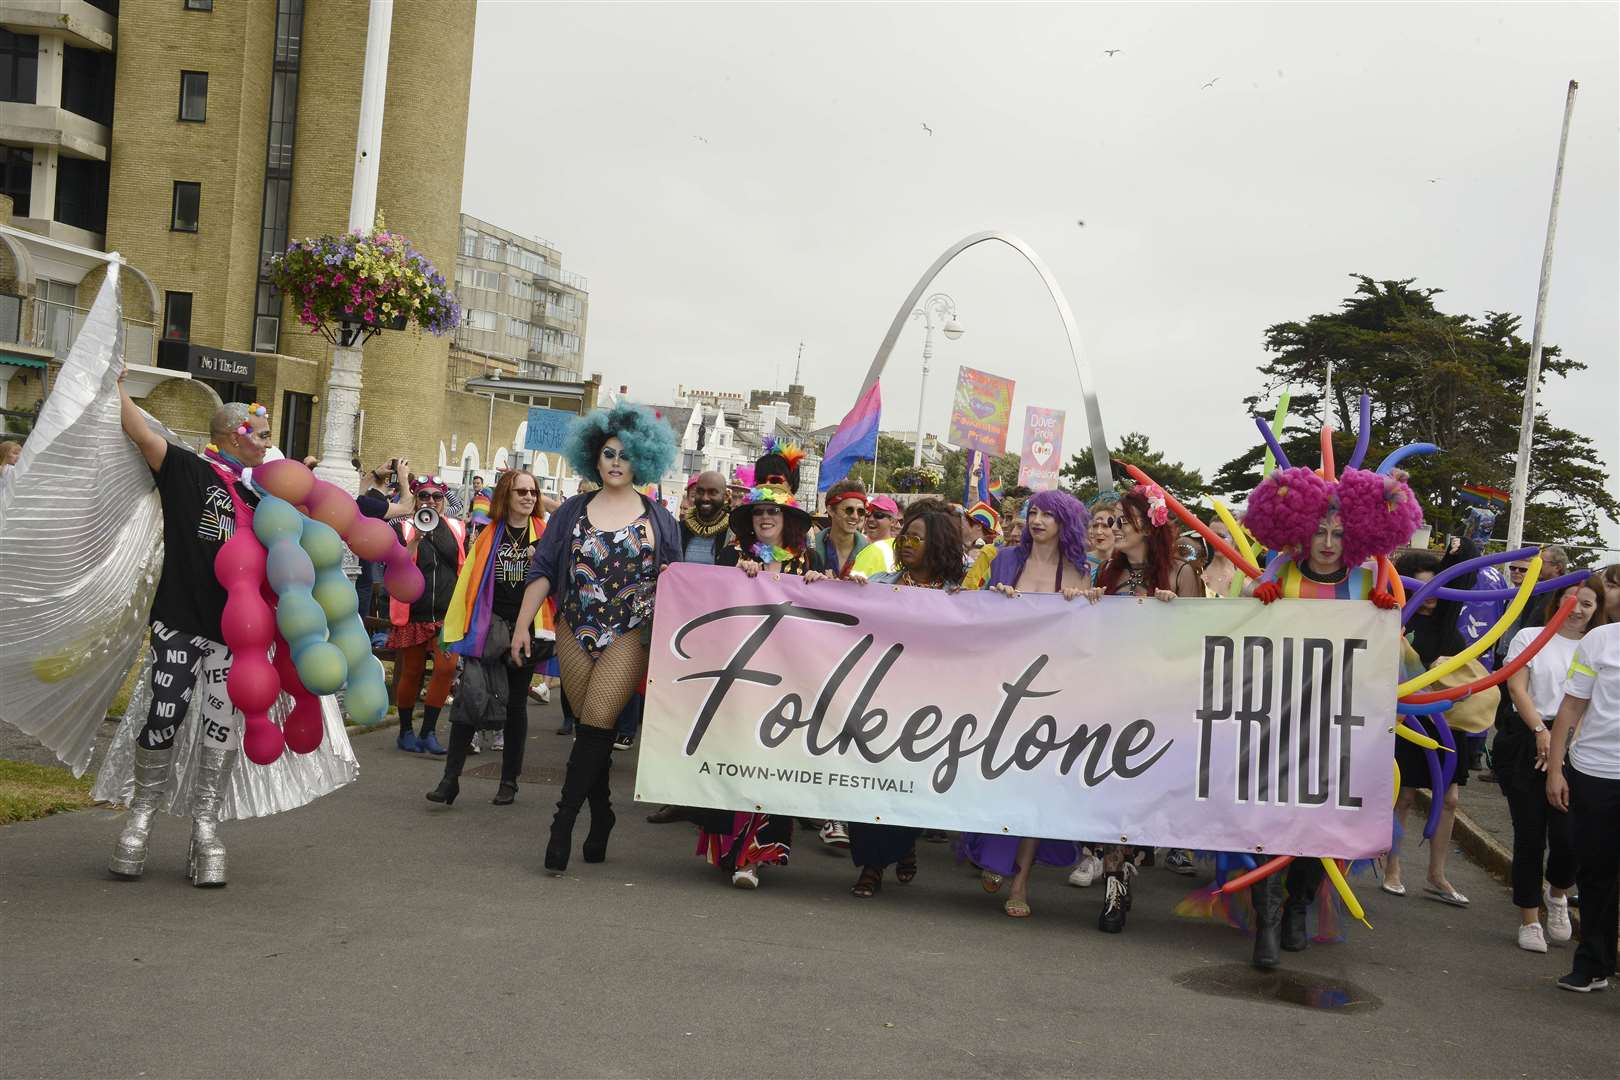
[555,620,647,730]
[138,619,239,751]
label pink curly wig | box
[1244,466,1334,554]
[1335,467,1423,567]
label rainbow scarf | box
[443,515,545,658]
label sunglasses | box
[752,506,783,516]
[869,512,893,522]
[1092,514,1120,529]
[512,488,538,497]
[838,505,867,518]
[420,492,446,501]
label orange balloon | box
[255,459,315,505]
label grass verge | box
[0,760,94,826]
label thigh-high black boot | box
[545,726,615,872]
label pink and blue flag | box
[818,381,881,492]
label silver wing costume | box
[0,262,357,816]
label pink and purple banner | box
[640,566,1399,859]
[946,366,1016,457]
[1016,406,1066,491]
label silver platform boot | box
[186,745,236,887]
[110,746,175,878]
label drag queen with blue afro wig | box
[511,399,682,873]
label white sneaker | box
[1545,892,1572,943]
[731,866,759,890]
[819,821,850,847]
[468,733,481,755]
[492,732,505,752]
[1518,923,1548,954]
[539,683,550,704]
[1069,852,1102,888]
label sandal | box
[851,866,883,899]
[1004,896,1032,918]
[896,849,918,885]
[980,869,1005,893]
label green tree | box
[1060,431,1206,506]
[1209,275,1617,548]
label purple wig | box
[990,489,1090,587]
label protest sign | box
[946,367,1015,456]
[1017,406,1066,491]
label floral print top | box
[561,514,656,653]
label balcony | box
[0,1,116,51]
[540,302,579,331]
[31,296,156,366]
[0,103,111,160]
[536,264,588,293]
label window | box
[163,292,193,341]
[504,316,529,339]
[55,156,109,233]
[463,309,497,331]
[460,226,477,257]
[179,71,208,121]
[479,236,502,261]
[61,45,115,125]
[185,0,214,11]
[0,30,38,104]
[0,146,31,218]
[171,181,200,231]
[279,391,314,460]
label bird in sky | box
[1076,219,1086,228]
[1428,177,1443,183]
[1201,77,1221,89]
[693,135,708,144]
[921,122,933,136]
[1104,49,1122,57]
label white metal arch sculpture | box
[857,231,1114,494]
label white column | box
[312,0,394,495]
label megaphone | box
[412,505,440,533]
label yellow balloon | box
[1208,497,1257,567]
[1321,857,1372,930]
[1394,723,1448,751]
[1392,759,1401,805]
[1397,556,1542,697]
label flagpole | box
[1506,79,1579,552]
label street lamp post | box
[909,293,964,469]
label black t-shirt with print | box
[492,522,539,622]
[150,447,258,642]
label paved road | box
[2,701,1615,1079]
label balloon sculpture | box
[210,458,423,765]
[1128,391,1583,925]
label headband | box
[826,490,868,509]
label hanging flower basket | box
[267,216,460,348]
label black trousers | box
[1499,750,1577,909]
[1568,766,1619,980]
[446,658,534,785]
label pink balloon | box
[306,481,358,535]
[242,713,286,766]
[254,459,316,506]
[228,652,281,713]
[283,695,324,755]
[347,514,396,561]
[222,590,276,650]
[214,531,266,586]
[384,558,424,603]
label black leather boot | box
[427,725,471,805]
[545,727,613,872]
[1252,873,1284,969]
[1281,859,1320,952]
[583,737,616,863]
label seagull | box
[1201,77,1221,89]
[1076,219,1086,227]
[1428,177,1443,183]
[693,135,708,144]
[1104,49,1122,57]
[921,122,933,136]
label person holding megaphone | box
[389,474,466,754]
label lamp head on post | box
[942,320,965,340]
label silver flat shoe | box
[186,745,236,887]
[109,746,174,879]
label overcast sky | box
[461,2,1619,548]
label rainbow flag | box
[819,381,881,492]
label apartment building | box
[0,1,513,479]
[451,211,589,383]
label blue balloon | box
[292,640,348,695]
[252,495,305,545]
[275,589,327,647]
[266,542,317,593]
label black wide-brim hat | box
[729,484,812,535]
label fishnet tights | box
[555,621,648,730]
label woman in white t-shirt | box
[1546,613,1620,994]
[1497,580,1604,954]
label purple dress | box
[955,547,1082,874]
